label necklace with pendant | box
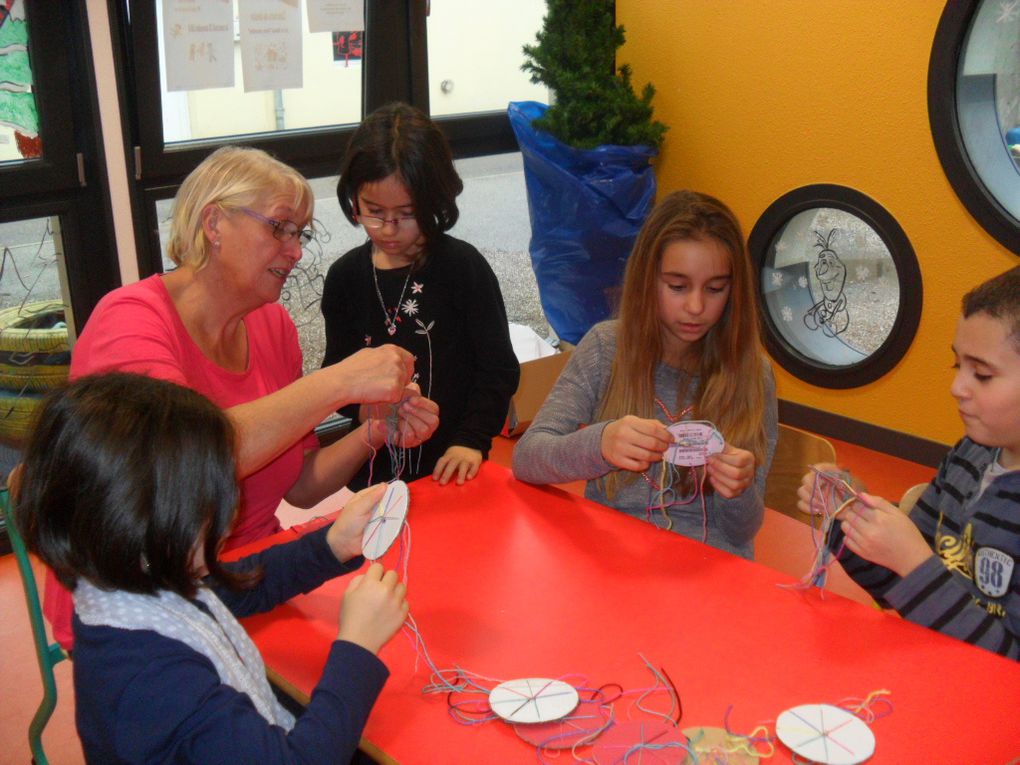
[371,255,413,336]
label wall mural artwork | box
[0,0,41,160]
[803,229,850,338]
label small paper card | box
[664,420,724,466]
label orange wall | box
[617,0,1017,447]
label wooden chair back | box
[765,424,837,523]
[898,482,929,515]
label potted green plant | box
[510,0,667,344]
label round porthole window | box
[750,185,922,389]
[929,0,1020,255]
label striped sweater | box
[833,437,1020,659]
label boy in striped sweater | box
[799,266,1020,659]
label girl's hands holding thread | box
[327,484,387,562]
[601,415,672,472]
[363,383,440,449]
[333,345,415,406]
[389,383,439,448]
[797,462,841,515]
[433,445,483,485]
[840,493,932,577]
[338,562,409,654]
[705,444,756,499]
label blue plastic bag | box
[509,101,657,345]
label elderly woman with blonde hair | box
[43,145,438,649]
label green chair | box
[0,487,68,765]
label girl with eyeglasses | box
[513,191,777,559]
[324,102,520,488]
[42,145,439,651]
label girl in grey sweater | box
[513,191,777,559]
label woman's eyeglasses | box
[359,214,419,230]
[238,208,314,246]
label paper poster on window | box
[0,0,41,159]
[307,0,363,33]
[161,0,234,92]
[239,0,302,92]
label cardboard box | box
[503,349,572,436]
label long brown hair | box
[599,190,768,496]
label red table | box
[238,463,1020,764]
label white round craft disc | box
[775,703,875,765]
[361,480,409,560]
[664,420,725,466]
[489,678,579,724]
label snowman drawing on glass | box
[803,228,850,338]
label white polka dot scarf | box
[74,578,296,731]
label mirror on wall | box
[930,0,1020,255]
[750,185,922,388]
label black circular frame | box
[929,1,1020,256]
[749,184,923,389]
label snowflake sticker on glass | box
[664,421,724,466]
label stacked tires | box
[0,301,71,444]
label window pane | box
[427,0,548,117]
[0,3,42,164]
[156,1,361,145]
[0,215,75,448]
[155,154,545,375]
[958,0,1020,219]
[760,208,900,367]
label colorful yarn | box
[633,653,682,726]
[641,462,710,541]
[837,688,893,723]
[721,705,777,758]
[654,398,694,424]
[641,401,713,541]
[364,396,428,484]
[779,467,862,594]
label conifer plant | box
[521,0,667,150]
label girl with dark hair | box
[513,190,778,559]
[15,373,409,763]
[324,102,520,488]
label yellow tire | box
[0,390,44,443]
[0,301,71,391]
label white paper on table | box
[306,0,363,33]
[239,0,302,92]
[162,0,234,92]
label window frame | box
[0,2,120,326]
[117,0,520,279]
[749,184,923,389]
[928,0,1020,256]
